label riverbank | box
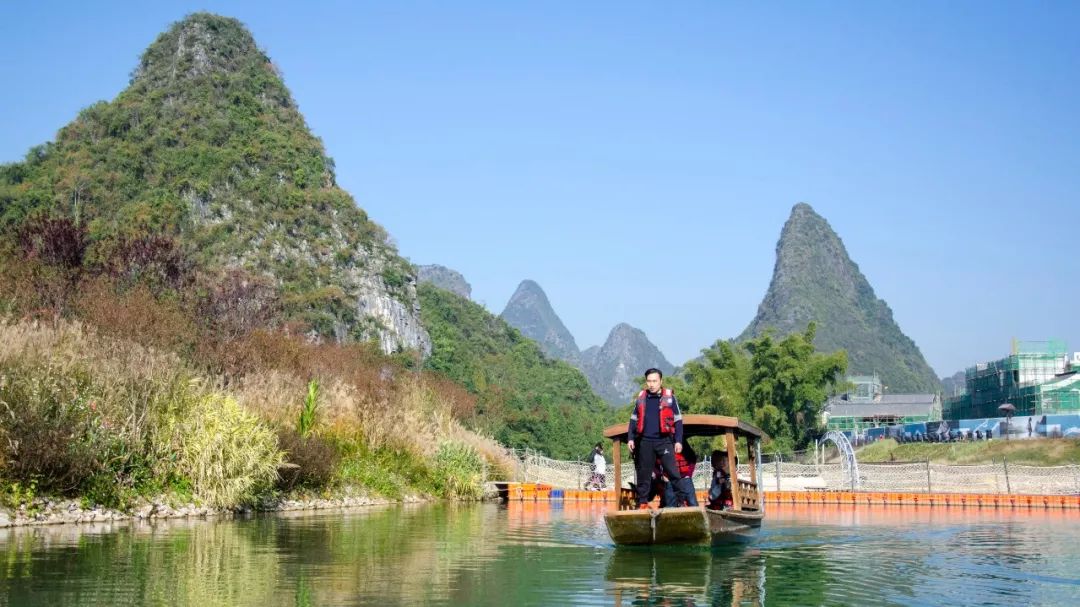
[0,318,510,528]
[855,438,1080,465]
[0,492,443,529]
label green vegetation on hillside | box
[0,221,506,510]
[856,438,1080,466]
[0,13,414,341]
[419,283,617,459]
[677,323,847,452]
[739,203,940,393]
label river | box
[2,502,1078,606]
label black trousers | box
[634,437,695,506]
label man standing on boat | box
[627,368,697,509]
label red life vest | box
[675,451,695,478]
[634,388,677,437]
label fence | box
[498,449,1080,496]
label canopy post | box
[725,430,742,511]
[756,439,765,514]
[612,439,622,511]
[747,437,758,510]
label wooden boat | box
[602,414,767,545]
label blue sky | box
[2,1,1078,376]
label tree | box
[679,323,846,452]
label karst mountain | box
[0,13,428,353]
[739,203,941,393]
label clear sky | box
[3,1,1078,376]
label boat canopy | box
[603,414,767,442]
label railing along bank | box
[495,449,1080,496]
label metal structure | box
[819,430,860,490]
[944,339,1080,419]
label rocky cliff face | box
[417,264,472,300]
[583,323,674,405]
[0,13,429,355]
[738,203,940,393]
[500,280,581,365]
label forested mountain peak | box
[0,13,430,354]
[738,203,940,393]
[133,14,279,94]
[419,283,613,458]
[582,322,673,405]
[500,280,581,365]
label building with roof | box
[943,340,1080,419]
[823,374,941,434]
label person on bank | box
[589,442,607,490]
[627,368,697,509]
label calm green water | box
[2,502,1079,606]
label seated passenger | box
[707,449,733,510]
[661,442,699,507]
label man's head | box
[644,368,663,393]
[711,450,728,471]
[594,442,603,452]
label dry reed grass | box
[0,248,508,499]
[0,318,281,506]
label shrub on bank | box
[276,428,339,491]
[155,393,281,508]
[0,320,282,509]
[431,443,485,500]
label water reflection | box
[2,502,1080,606]
[606,546,765,607]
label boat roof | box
[603,414,766,441]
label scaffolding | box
[826,414,935,433]
[944,340,1080,419]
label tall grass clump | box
[431,443,485,500]
[155,393,281,507]
[297,379,319,438]
[0,319,281,508]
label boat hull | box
[705,508,762,543]
[604,507,707,545]
[605,507,763,545]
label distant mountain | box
[500,280,581,365]
[583,323,674,405]
[941,371,966,397]
[0,13,428,354]
[418,283,613,458]
[417,264,471,300]
[738,203,941,393]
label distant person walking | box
[627,368,695,509]
[588,443,606,490]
